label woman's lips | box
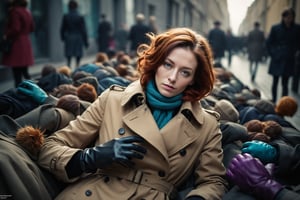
[162,83,175,91]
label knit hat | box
[254,99,275,114]
[214,99,239,122]
[275,96,298,117]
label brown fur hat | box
[244,119,265,133]
[262,120,282,139]
[275,96,298,117]
[15,126,44,156]
[57,65,72,77]
[51,84,78,98]
[56,94,81,116]
[77,83,97,103]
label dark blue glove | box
[17,80,48,104]
[241,140,277,164]
[80,135,147,172]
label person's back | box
[247,22,265,62]
[60,0,88,68]
[128,13,151,55]
[208,21,226,63]
[97,14,112,52]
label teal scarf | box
[146,80,183,129]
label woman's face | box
[155,47,197,97]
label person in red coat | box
[1,0,34,87]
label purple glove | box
[227,153,283,200]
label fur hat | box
[244,119,264,133]
[56,94,81,116]
[15,126,44,157]
[262,120,282,139]
[77,83,97,103]
[275,96,298,117]
[214,99,239,122]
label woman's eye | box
[181,70,191,77]
[163,62,172,69]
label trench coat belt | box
[97,168,177,198]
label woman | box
[1,0,34,87]
[266,7,299,103]
[37,27,228,200]
[60,0,88,68]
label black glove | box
[186,196,205,200]
[80,135,147,172]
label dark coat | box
[0,115,66,200]
[97,20,112,52]
[266,22,300,76]
[128,22,151,51]
[1,6,34,67]
[208,28,227,59]
[247,28,265,62]
[60,10,88,57]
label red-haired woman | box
[38,27,227,200]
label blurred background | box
[0,0,299,75]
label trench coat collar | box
[121,80,205,125]
[120,80,206,162]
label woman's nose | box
[168,71,177,83]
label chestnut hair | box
[137,27,215,102]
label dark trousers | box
[12,67,30,87]
[271,75,289,103]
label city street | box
[221,53,300,130]
[0,53,299,129]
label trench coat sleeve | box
[38,89,110,182]
[186,115,228,199]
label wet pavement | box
[0,53,299,129]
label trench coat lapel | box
[122,104,169,162]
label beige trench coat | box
[38,80,227,200]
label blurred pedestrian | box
[149,15,159,34]
[246,22,266,82]
[225,28,235,67]
[115,23,128,52]
[1,0,34,87]
[292,50,300,93]
[128,13,151,57]
[60,0,88,68]
[97,14,113,53]
[266,7,300,103]
[208,20,227,65]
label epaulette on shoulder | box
[204,109,220,120]
[109,84,126,91]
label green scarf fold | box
[146,80,183,129]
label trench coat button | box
[85,190,92,196]
[158,170,165,177]
[104,176,110,183]
[118,128,125,135]
[179,149,186,156]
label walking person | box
[208,20,227,65]
[97,14,113,53]
[225,29,235,67]
[246,22,266,82]
[128,13,151,57]
[60,0,88,68]
[1,0,34,87]
[38,27,228,200]
[266,7,300,103]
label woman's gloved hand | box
[227,153,283,200]
[17,80,48,104]
[241,140,277,164]
[80,135,147,172]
